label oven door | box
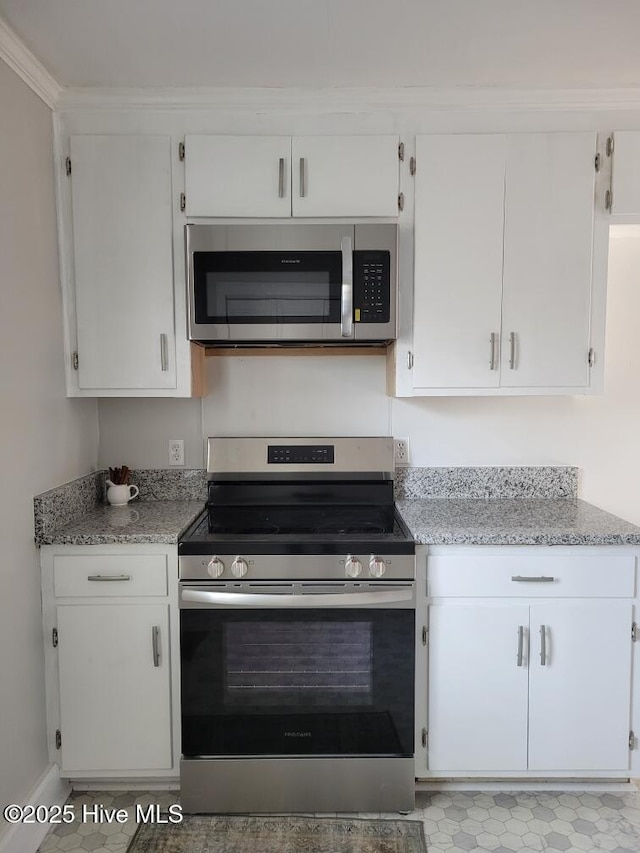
[179,582,415,759]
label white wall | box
[98,230,640,525]
[0,59,99,832]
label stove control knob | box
[345,555,363,578]
[369,555,387,578]
[207,557,225,578]
[231,556,249,578]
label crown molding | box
[57,85,640,114]
[0,16,61,108]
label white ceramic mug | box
[106,484,140,506]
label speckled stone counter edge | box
[34,468,207,544]
[34,470,105,542]
[394,466,578,500]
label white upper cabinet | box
[411,132,601,395]
[69,135,177,392]
[184,135,292,217]
[501,134,594,388]
[412,135,506,389]
[611,131,640,217]
[183,134,400,218]
[291,136,400,217]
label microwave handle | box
[341,235,353,338]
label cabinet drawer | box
[53,555,168,597]
[428,554,635,598]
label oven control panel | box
[268,444,334,464]
[182,553,415,582]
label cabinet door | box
[291,136,399,217]
[412,135,505,389]
[528,602,632,771]
[70,135,176,390]
[184,135,292,217]
[501,133,595,388]
[611,131,640,216]
[428,604,529,772]
[57,603,171,772]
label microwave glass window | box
[193,251,344,325]
[205,271,338,323]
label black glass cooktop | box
[178,507,415,556]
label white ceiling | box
[1,0,640,90]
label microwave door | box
[192,250,345,342]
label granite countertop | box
[38,501,205,546]
[396,498,640,546]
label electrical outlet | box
[168,439,185,466]
[394,437,410,467]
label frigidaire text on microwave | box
[185,222,397,344]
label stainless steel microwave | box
[185,223,397,344]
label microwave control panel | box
[353,251,391,323]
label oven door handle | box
[180,588,414,608]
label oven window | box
[225,621,372,706]
[193,252,342,324]
[180,609,414,758]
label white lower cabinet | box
[57,603,171,773]
[422,548,636,778]
[428,605,529,772]
[41,545,179,778]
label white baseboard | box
[415,779,635,792]
[0,764,70,853]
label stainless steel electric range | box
[178,437,416,814]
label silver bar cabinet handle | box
[508,331,516,369]
[517,625,524,667]
[160,333,168,371]
[299,157,306,197]
[278,158,285,198]
[340,235,353,338]
[489,332,497,370]
[87,574,131,582]
[511,576,555,583]
[540,625,547,666]
[152,626,161,667]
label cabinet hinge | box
[421,728,427,749]
[398,192,404,212]
[605,133,614,212]
[65,157,71,176]
[72,351,79,371]
[630,730,636,750]
[52,627,58,648]
[409,156,416,176]
[180,192,186,212]
[179,141,185,161]
[422,626,428,646]
[398,142,405,162]
[594,152,601,173]
[588,348,595,368]
[55,730,62,750]
[607,134,615,157]
[632,622,638,642]
[407,351,414,370]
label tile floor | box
[37,789,640,852]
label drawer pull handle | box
[511,575,555,583]
[516,625,524,667]
[87,574,132,582]
[152,626,161,667]
[540,624,547,666]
